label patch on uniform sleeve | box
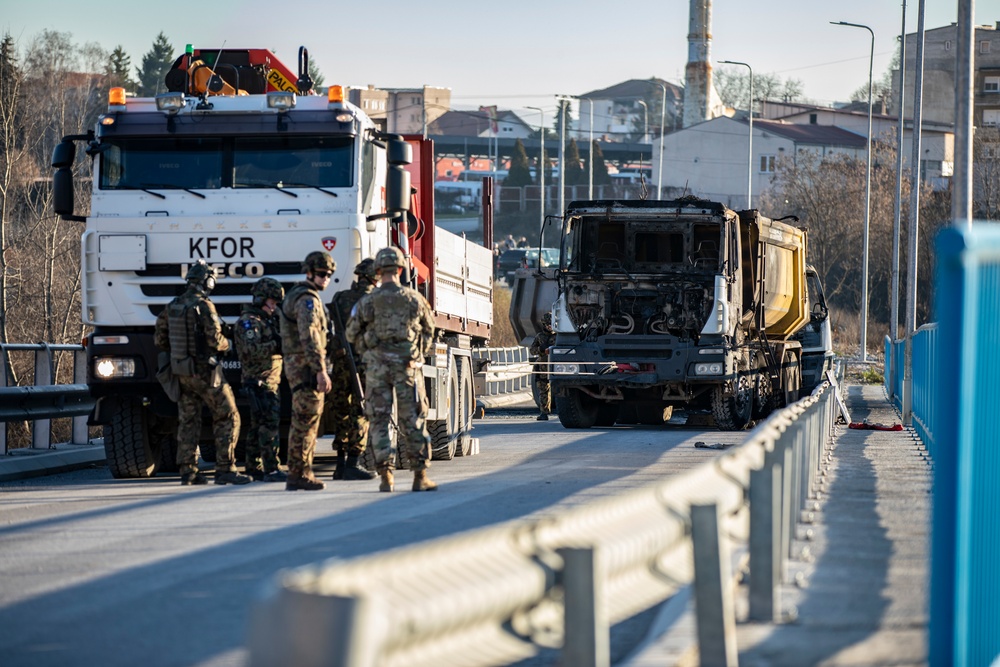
[242,321,252,329]
[306,300,314,310]
[350,304,357,317]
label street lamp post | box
[719,60,754,208]
[584,97,594,199]
[526,106,545,230]
[636,100,649,143]
[644,80,667,199]
[831,20,875,363]
[556,96,569,217]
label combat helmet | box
[186,259,216,293]
[251,277,284,303]
[374,246,405,272]
[542,312,553,329]
[354,258,377,280]
[302,250,335,275]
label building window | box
[985,76,1000,93]
[944,40,952,51]
[981,41,991,54]
[759,155,776,173]
[984,109,1000,127]
[809,113,817,124]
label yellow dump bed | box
[740,211,809,339]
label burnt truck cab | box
[512,197,824,430]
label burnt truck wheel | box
[431,364,459,460]
[594,402,620,427]
[712,374,754,431]
[555,389,598,429]
[752,371,774,420]
[104,398,161,478]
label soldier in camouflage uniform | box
[346,246,438,493]
[154,260,251,485]
[280,251,335,491]
[530,312,556,421]
[234,277,287,482]
[326,258,377,481]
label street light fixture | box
[718,60,754,208]
[831,20,875,362]
[526,105,545,231]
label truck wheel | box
[104,398,161,478]
[752,372,774,420]
[455,357,474,456]
[594,402,620,426]
[712,374,754,431]
[555,389,598,429]
[431,365,459,460]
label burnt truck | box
[510,197,832,430]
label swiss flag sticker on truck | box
[322,237,336,251]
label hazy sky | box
[3,0,995,122]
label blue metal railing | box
[929,223,1000,667]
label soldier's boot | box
[378,468,394,493]
[263,470,288,483]
[181,471,208,486]
[286,474,326,491]
[332,450,346,480]
[536,413,549,421]
[342,455,376,481]
[215,470,253,485]
[412,469,438,492]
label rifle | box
[329,294,366,411]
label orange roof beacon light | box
[327,85,354,122]
[327,85,344,104]
[108,87,126,109]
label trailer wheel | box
[594,402,620,426]
[712,374,754,431]
[104,398,161,478]
[555,389,598,429]
[431,364,459,460]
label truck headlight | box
[694,362,723,376]
[553,363,580,374]
[94,357,136,379]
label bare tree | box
[973,126,1000,220]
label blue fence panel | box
[929,223,1000,667]
[911,324,937,455]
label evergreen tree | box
[553,98,574,141]
[135,32,174,97]
[307,60,325,89]
[564,139,585,186]
[505,139,533,187]
[590,141,611,185]
[105,45,134,92]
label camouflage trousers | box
[285,357,323,479]
[365,356,430,472]
[534,362,551,415]
[176,373,240,475]
[325,361,369,457]
[243,381,281,474]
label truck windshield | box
[565,217,721,272]
[99,135,354,191]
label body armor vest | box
[280,283,322,356]
[166,298,201,375]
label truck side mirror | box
[386,166,411,214]
[52,140,76,169]
[388,138,412,166]
[53,168,76,219]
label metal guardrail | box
[248,369,843,667]
[472,346,533,396]
[884,323,938,456]
[1,343,94,454]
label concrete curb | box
[0,442,106,482]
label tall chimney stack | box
[683,0,713,128]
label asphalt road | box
[0,409,744,667]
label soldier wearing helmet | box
[346,246,438,492]
[325,258,379,481]
[279,250,336,491]
[529,311,556,421]
[154,259,251,485]
[234,277,287,482]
